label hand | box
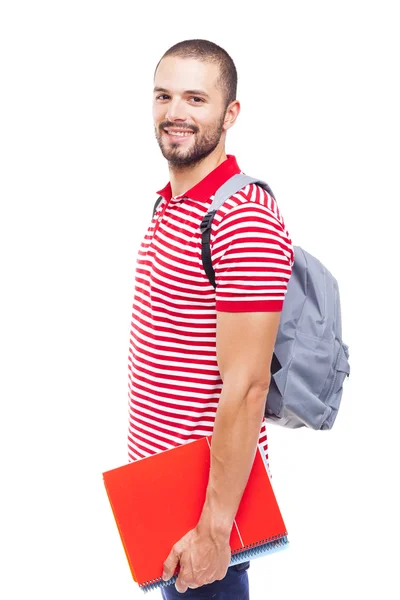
[162,523,231,593]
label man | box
[127,39,294,599]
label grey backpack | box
[152,173,351,430]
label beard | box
[154,113,226,169]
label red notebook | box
[102,435,289,593]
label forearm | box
[197,380,268,539]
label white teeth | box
[166,130,193,137]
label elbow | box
[245,380,271,402]
[223,372,271,402]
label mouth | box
[162,128,195,142]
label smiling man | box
[126,39,294,599]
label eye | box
[190,96,204,103]
[156,94,170,101]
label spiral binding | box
[139,534,289,593]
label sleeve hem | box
[215,299,284,312]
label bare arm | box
[197,309,281,538]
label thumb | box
[162,546,180,581]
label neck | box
[169,145,227,197]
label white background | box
[1,1,399,598]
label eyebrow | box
[153,87,210,100]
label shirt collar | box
[156,154,241,204]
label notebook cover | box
[103,435,288,591]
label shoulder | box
[212,182,288,234]
[210,182,294,267]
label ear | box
[223,100,241,131]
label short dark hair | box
[154,39,237,110]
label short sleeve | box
[211,201,294,312]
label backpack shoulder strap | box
[152,195,163,219]
[209,173,275,212]
[201,174,275,290]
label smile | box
[163,128,195,139]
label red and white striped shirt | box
[127,155,294,473]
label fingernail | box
[162,571,168,581]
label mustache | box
[160,121,199,133]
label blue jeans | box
[160,561,250,599]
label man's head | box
[153,39,240,169]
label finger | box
[175,577,189,594]
[162,546,180,581]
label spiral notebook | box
[102,435,289,594]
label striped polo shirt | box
[127,155,294,473]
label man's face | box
[153,56,227,168]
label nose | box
[165,97,188,122]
